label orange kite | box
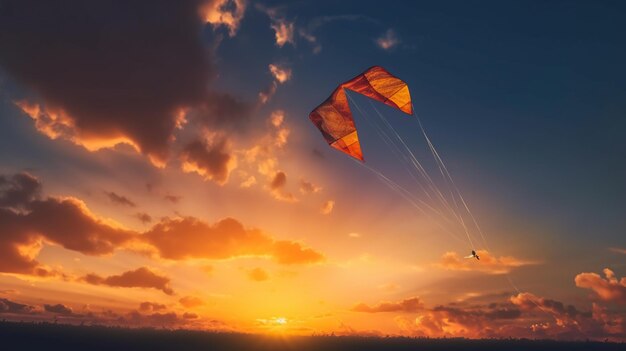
[309,66,413,161]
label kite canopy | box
[309,66,412,161]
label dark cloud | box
[163,194,182,204]
[82,267,174,295]
[122,311,180,327]
[138,301,167,312]
[0,184,134,275]
[135,212,152,224]
[352,297,423,313]
[25,198,135,255]
[180,139,235,185]
[191,92,252,131]
[0,298,34,314]
[0,0,251,164]
[104,191,136,207]
[44,303,73,315]
[269,171,287,190]
[0,172,41,209]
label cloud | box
[135,212,153,224]
[259,66,292,104]
[163,194,182,204]
[269,64,292,84]
[1,0,250,166]
[247,267,269,282]
[268,171,296,202]
[189,92,251,131]
[320,200,335,215]
[270,171,287,190]
[1,172,323,283]
[0,172,41,209]
[239,175,257,188]
[299,179,321,194]
[376,28,400,50]
[272,241,324,265]
[82,267,174,295]
[437,250,537,274]
[0,298,34,315]
[0,173,135,276]
[298,29,321,54]
[142,216,323,265]
[181,138,237,185]
[269,63,291,84]
[348,232,361,238]
[104,191,136,207]
[575,268,626,304]
[139,301,167,312]
[199,0,247,37]
[43,303,73,315]
[352,297,423,313]
[609,247,626,255]
[271,20,295,47]
[179,296,204,308]
[183,312,199,319]
[269,110,290,148]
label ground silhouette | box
[0,321,623,351]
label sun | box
[275,317,287,325]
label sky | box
[0,0,625,340]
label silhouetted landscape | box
[1,321,623,351]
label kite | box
[309,66,412,161]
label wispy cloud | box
[436,250,539,274]
[376,28,400,50]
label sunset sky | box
[0,0,624,340]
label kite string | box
[413,113,569,325]
[365,99,476,249]
[353,158,469,246]
[347,94,469,236]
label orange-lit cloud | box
[299,179,321,194]
[259,66,292,104]
[352,297,423,313]
[179,296,204,308]
[142,217,323,265]
[82,267,174,295]
[200,0,247,37]
[320,200,335,215]
[272,241,324,265]
[269,64,292,83]
[437,250,537,274]
[247,267,269,281]
[376,28,400,50]
[575,268,626,304]
[181,138,237,185]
